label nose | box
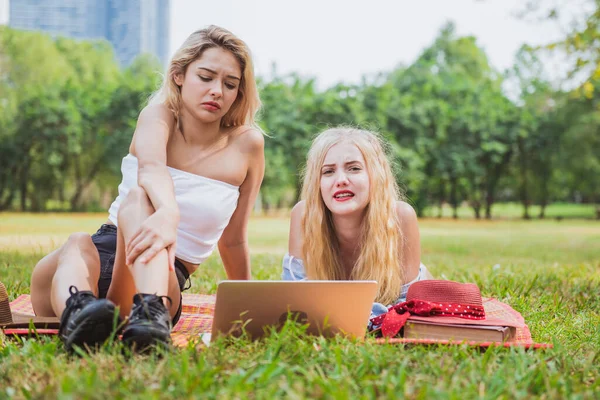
[335,171,349,187]
[209,81,223,98]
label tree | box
[0,28,74,210]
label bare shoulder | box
[230,126,264,153]
[395,201,418,222]
[138,103,175,124]
[131,103,176,155]
[291,200,306,222]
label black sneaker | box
[59,286,120,352]
[121,293,172,351]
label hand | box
[125,208,179,270]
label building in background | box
[8,0,170,67]
[0,0,9,25]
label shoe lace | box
[135,295,173,321]
[59,286,95,335]
[66,285,94,309]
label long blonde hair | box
[149,25,261,130]
[301,127,404,305]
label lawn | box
[1,212,599,398]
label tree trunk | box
[20,165,28,211]
[517,137,530,219]
[70,189,83,211]
[538,170,550,219]
[539,204,546,219]
[0,190,15,211]
[485,149,513,220]
[485,197,493,220]
[70,154,105,211]
[437,180,445,218]
[0,166,17,211]
[449,177,458,219]
[472,202,481,219]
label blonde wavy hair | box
[301,127,404,305]
[149,25,261,130]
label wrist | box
[158,206,180,223]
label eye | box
[225,82,237,90]
[322,169,334,175]
[349,166,362,172]
[199,75,211,82]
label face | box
[320,142,370,217]
[174,47,242,123]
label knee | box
[61,233,99,265]
[31,255,52,290]
[65,232,94,248]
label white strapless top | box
[107,154,240,264]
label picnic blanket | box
[5,293,214,347]
[3,294,551,349]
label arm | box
[288,201,306,258]
[218,129,265,280]
[125,104,180,267]
[281,201,307,280]
[396,201,421,282]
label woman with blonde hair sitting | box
[31,25,264,351]
[283,127,432,313]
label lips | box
[201,101,221,111]
[333,190,354,201]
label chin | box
[194,112,221,124]
[326,202,367,216]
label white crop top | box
[107,154,240,264]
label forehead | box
[189,47,241,77]
[323,142,365,164]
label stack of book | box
[402,319,516,342]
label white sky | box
[170,0,566,89]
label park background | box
[1,0,599,398]
[0,1,599,219]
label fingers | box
[123,215,176,266]
[126,227,145,264]
[126,236,175,267]
[126,238,153,265]
[138,242,164,265]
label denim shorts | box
[91,224,191,326]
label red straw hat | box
[407,280,483,305]
[371,280,524,338]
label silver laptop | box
[209,280,377,342]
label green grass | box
[424,202,598,220]
[1,212,599,398]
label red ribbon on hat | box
[370,299,486,338]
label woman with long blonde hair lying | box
[283,127,432,314]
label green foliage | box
[0,21,598,216]
[0,27,159,212]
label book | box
[1,283,59,330]
[403,320,516,342]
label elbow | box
[137,164,163,189]
[219,235,248,250]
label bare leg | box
[31,233,101,317]
[107,186,181,320]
